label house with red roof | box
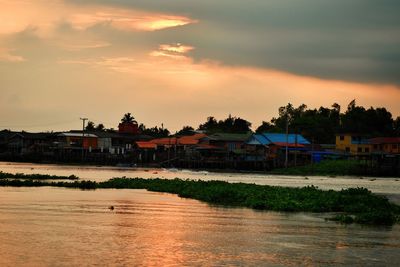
[369,137,400,154]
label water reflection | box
[0,187,399,266]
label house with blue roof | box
[247,133,310,147]
[245,133,312,165]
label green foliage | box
[85,121,95,131]
[176,126,195,136]
[95,123,105,131]
[341,100,394,136]
[270,160,366,176]
[256,100,398,144]
[121,113,137,124]
[0,171,79,180]
[393,116,400,136]
[84,121,105,132]
[198,115,252,134]
[139,124,170,138]
[255,121,278,134]
[0,176,398,225]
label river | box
[1,162,400,266]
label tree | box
[394,117,400,136]
[347,99,356,111]
[232,117,252,133]
[256,121,276,133]
[121,113,137,124]
[139,124,170,138]
[177,126,195,136]
[198,115,251,134]
[85,121,95,131]
[95,123,105,131]
[198,116,218,132]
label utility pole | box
[168,136,171,167]
[80,117,88,161]
[311,137,315,174]
[285,114,289,168]
[294,129,298,167]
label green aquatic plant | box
[0,177,398,226]
[0,171,79,180]
[270,160,369,176]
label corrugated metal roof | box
[351,137,370,144]
[59,133,98,138]
[136,141,157,149]
[261,133,310,145]
[205,132,252,142]
[255,134,271,145]
[178,133,206,145]
[152,137,177,145]
[369,137,400,144]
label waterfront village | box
[1,111,400,176]
[1,101,400,176]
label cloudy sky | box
[1,0,399,132]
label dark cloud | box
[67,0,400,84]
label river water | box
[1,162,400,266]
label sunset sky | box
[1,0,399,132]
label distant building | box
[58,132,98,150]
[0,130,15,152]
[335,134,371,155]
[7,132,55,154]
[246,133,311,163]
[200,133,252,151]
[369,137,400,154]
[118,122,139,135]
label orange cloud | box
[150,43,195,58]
[68,11,196,32]
[0,0,196,37]
[58,49,400,127]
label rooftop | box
[247,133,310,146]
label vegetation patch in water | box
[0,171,79,180]
[0,177,398,225]
[269,160,370,176]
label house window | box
[365,147,370,153]
[345,147,350,153]
[357,147,362,153]
[340,136,344,141]
[393,144,398,149]
[373,145,378,149]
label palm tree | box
[121,113,137,124]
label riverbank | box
[271,159,400,177]
[1,176,399,225]
[2,158,399,177]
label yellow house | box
[335,134,371,155]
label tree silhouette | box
[95,123,105,131]
[121,113,137,124]
[85,121,95,131]
[198,115,251,134]
[177,126,195,136]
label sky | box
[1,0,399,132]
